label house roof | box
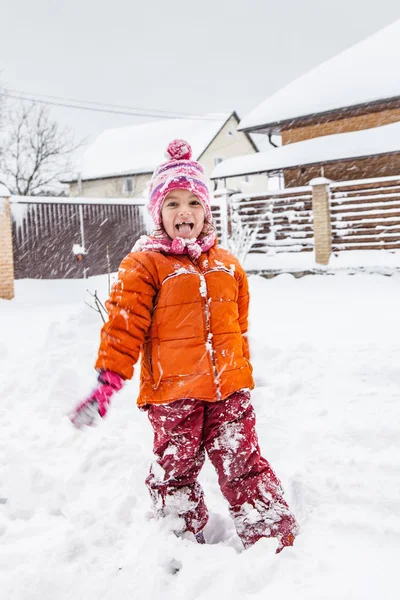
[67,112,245,182]
[239,18,400,133]
[211,121,400,179]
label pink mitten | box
[70,370,124,428]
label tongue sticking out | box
[177,224,193,238]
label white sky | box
[1,0,400,160]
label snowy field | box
[1,272,399,599]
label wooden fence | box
[11,197,147,279]
[8,176,400,281]
[228,186,314,253]
[330,176,400,251]
[10,196,225,279]
[227,175,400,258]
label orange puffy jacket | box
[95,245,254,406]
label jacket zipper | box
[151,257,223,398]
[199,272,221,401]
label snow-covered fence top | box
[329,176,400,251]
[228,186,314,254]
[9,196,149,206]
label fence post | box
[310,177,332,265]
[0,185,15,299]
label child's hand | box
[69,371,124,429]
[70,397,101,429]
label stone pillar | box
[0,185,15,299]
[310,177,332,265]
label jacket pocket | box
[142,341,153,381]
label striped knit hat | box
[148,139,212,228]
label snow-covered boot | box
[275,517,298,553]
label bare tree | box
[228,210,264,263]
[0,102,80,196]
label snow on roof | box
[72,114,231,181]
[239,19,400,131]
[211,121,400,179]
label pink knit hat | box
[148,139,212,228]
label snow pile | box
[72,244,87,257]
[240,18,400,130]
[1,272,399,599]
[245,249,400,274]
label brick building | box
[212,18,400,188]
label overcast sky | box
[1,0,400,158]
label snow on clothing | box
[146,389,298,550]
[95,242,254,406]
[95,237,298,549]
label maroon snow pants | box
[145,389,297,548]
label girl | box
[71,139,298,552]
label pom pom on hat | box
[166,139,192,161]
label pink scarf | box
[132,231,216,260]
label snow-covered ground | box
[1,272,399,599]
[244,249,400,274]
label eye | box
[166,201,178,207]
[190,200,201,206]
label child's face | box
[161,189,205,239]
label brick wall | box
[281,108,400,145]
[283,152,400,187]
[0,196,15,299]
[310,181,332,264]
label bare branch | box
[0,100,82,196]
[85,290,108,323]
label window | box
[123,177,135,194]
